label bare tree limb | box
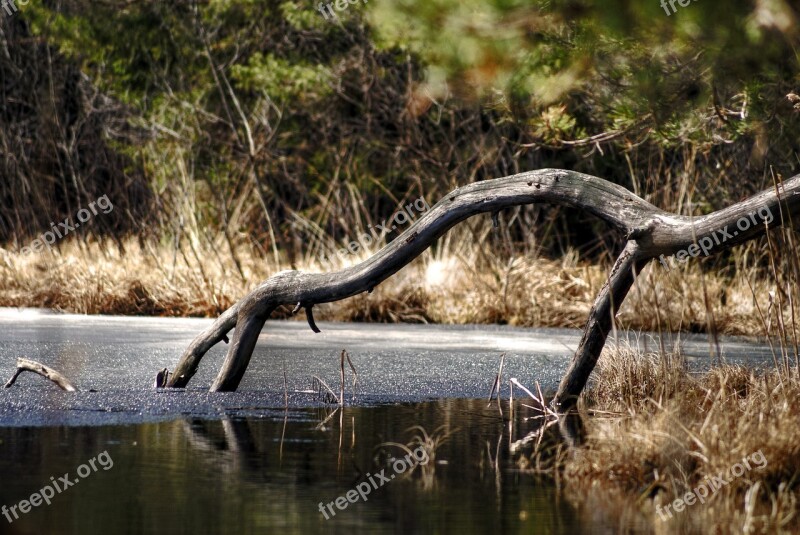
[165,168,800,410]
[551,241,647,408]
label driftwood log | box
[166,169,800,410]
[5,357,77,392]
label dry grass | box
[0,232,788,340]
[0,241,243,316]
[518,347,800,534]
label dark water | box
[0,309,777,534]
[0,400,624,535]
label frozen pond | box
[0,308,778,426]
[0,309,779,534]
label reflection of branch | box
[510,419,558,454]
[315,407,340,431]
[4,358,77,392]
[279,409,288,462]
[181,418,257,477]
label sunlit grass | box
[518,347,800,533]
[0,230,790,342]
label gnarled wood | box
[166,168,800,410]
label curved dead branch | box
[5,357,77,392]
[166,168,800,410]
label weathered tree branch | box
[551,241,648,408]
[166,168,800,410]
[5,357,77,392]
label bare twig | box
[339,350,345,407]
[509,378,558,419]
[487,352,506,407]
[312,375,340,405]
[342,350,358,401]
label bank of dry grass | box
[520,347,800,533]
[0,234,787,339]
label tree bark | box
[166,168,800,409]
[551,241,648,409]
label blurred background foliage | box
[0,0,798,268]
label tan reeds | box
[0,229,792,344]
[517,218,800,533]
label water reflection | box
[0,400,605,534]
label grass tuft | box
[521,347,800,533]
